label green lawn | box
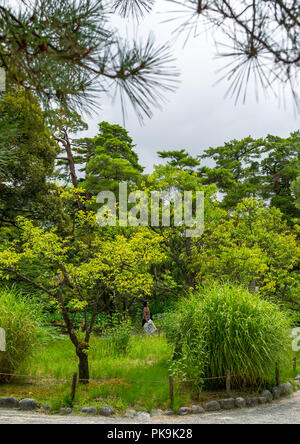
[0,333,192,412]
[0,332,299,414]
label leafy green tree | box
[189,198,300,311]
[199,132,300,222]
[48,109,88,190]
[143,163,218,292]
[292,176,300,210]
[46,109,90,217]
[143,161,300,311]
[75,122,144,196]
[157,149,200,170]
[0,128,17,181]
[0,189,164,381]
[0,89,62,225]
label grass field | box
[0,333,188,412]
[0,332,299,414]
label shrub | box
[165,283,292,388]
[0,287,41,383]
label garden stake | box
[71,372,78,406]
[293,357,297,372]
[169,375,174,409]
[276,363,280,386]
[226,369,231,395]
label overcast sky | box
[77,4,299,172]
[14,0,298,173]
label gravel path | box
[0,392,299,424]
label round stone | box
[60,408,72,415]
[205,401,221,412]
[99,405,115,417]
[235,398,246,408]
[81,406,97,415]
[124,409,137,418]
[191,405,205,414]
[178,407,191,416]
[0,397,19,408]
[19,399,38,411]
[220,398,235,410]
[261,390,273,402]
[164,409,175,416]
[246,397,259,408]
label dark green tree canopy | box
[74,121,144,195]
[292,175,300,210]
[0,89,60,223]
[198,132,300,221]
[158,149,200,170]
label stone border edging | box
[0,377,299,418]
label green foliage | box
[143,159,300,308]
[0,89,62,224]
[0,187,165,380]
[292,176,300,211]
[0,121,18,180]
[165,283,292,389]
[142,162,218,292]
[0,1,177,119]
[199,132,300,222]
[75,121,143,196]
[157,149,200,170]
[47,109,88,186]
[10,334,180,412]
[0,287,41,383]
[102,316,133,356]
[191,198,300,305]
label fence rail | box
[0,358,297,383]
[0,357,298,408]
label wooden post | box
[276,363,280,386]
[169,375,174,409]
[226,369,231,395]
[0,328,6,368]
[71,372,78,406]
[293,357,297,372]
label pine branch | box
[113,0,155,18]
[0,0,178,121]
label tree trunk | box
[54,134,83,210]
[64,138,79,189]
[273,172,280,195]
[77,351,89,384]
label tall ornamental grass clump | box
[165,283,292,388]
[101,316,133,356]
[0,287,41,383]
